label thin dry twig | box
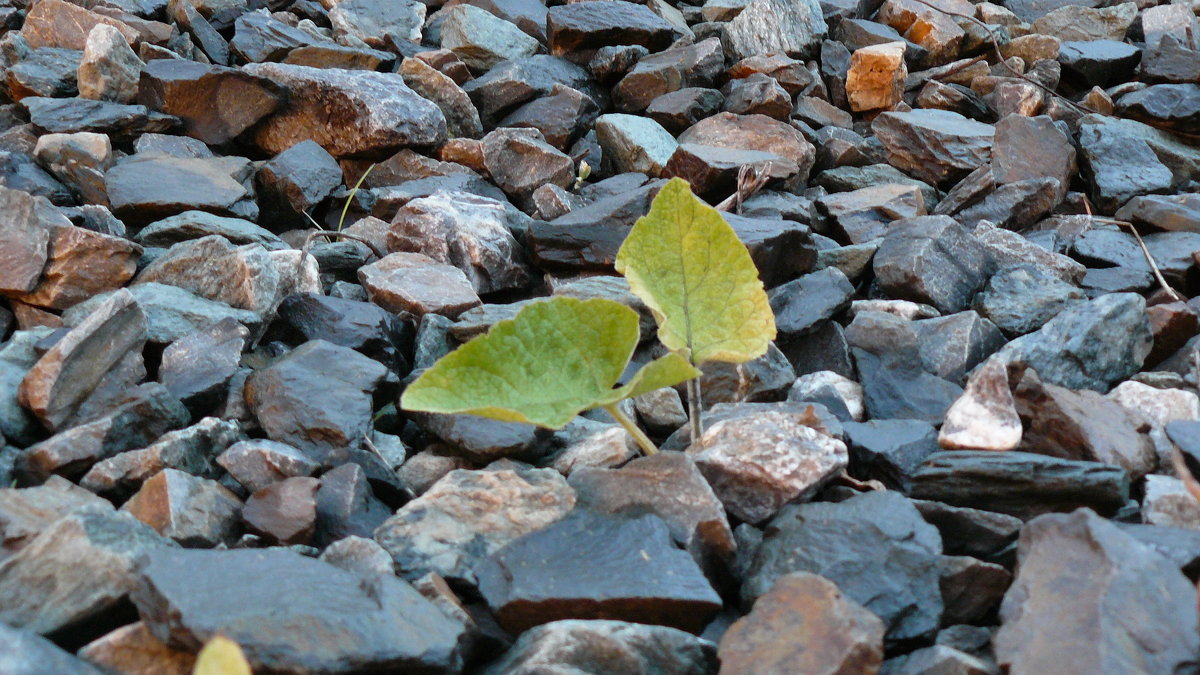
[715,163,773,213]
[1082,199,1187,303]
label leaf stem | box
[602,403,658,456]
[686,377,704,443]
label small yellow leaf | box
[616,178,775,364]
[193,635,252,675]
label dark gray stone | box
[547,1,675,62]
[910,450,1130,520]
[244,340,388,461]
[991,292,1151,391]
[843,419,939,491]
[1057,40,1142,89]
[158,317,247,412]
[0,621,105,674]
[21,96,177,140]
[106,155,254,225]
[254,139,342,229]
[742,491,944,643]
[874,216,994,314]
[769,267,854,337]
[477,509,722,635]
[973,264,1085,336]
[913,499,1022,562]
[314,462,391,547]
[275,293,412,373]
[463,55,600,124]
[854,348,963,425]
[912,311,1007,385]
[1077,116,1174,212]
[132,547,469,673]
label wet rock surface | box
[0,0,1195,670]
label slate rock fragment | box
[477,509,722,634]
[742,490,944,643]
[132,547,469,673]
[995,509,1200,675]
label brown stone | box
[718,572,885,675]
[375,468,576,585]
[612,37,724,112]
[0,186,71,295]
[497,84,598,151]
[358,251,481,318]
[437,138,487,173]
[121,468,242,548]
[939,555,1011,625]
[0,476,109,555]
[1000,34,1061,62]
[11,226,141,310]
[481,128,574,210]
[21,0,140,51]
[399,57,483,140]
[1146,301,1199,367]
[9,301,62,331]
[137,59,285,146]
[727,52,815,95]
[1013,370,1156,478]
[414,49,473,86]
[646,87,725,134]
[876,0,967,67]
[663,143,796,197]
[78,621,196,675]
[691,411,848,524]
[17,384,188,483]
[846,41,907,112]
[135,236,291,314]
[19,288,147,432]
[241,476,320,546]
[242,62,446,159]
[678,112,815,183]
[995,509,1199,674]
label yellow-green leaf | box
[601,351,702,405]
[193,636,252,675]
[616,178,775,364]
[401,296,699,429]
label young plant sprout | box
[401,178,775,453]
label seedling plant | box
[401,178,776,454]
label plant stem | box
[603,403,658,456]
[686,377,704,443]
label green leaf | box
[193,636,252,675]
[616,178,775,364]
[400,296,700,429]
